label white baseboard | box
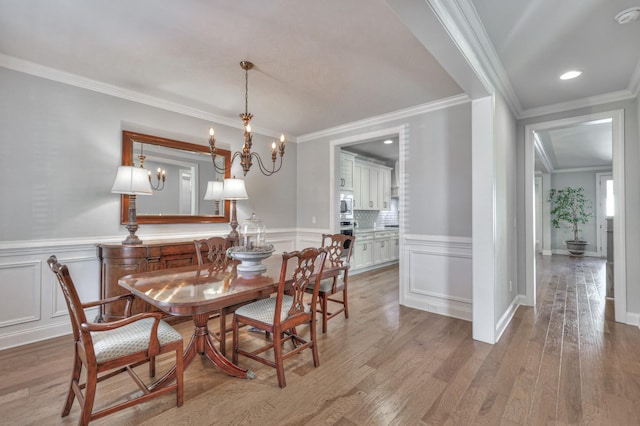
[626,312,640,327]
[496,296,520,341]
[0,322,71,351]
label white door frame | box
[595,172,613,258]
[329,125,407,301]
[524,110,626,322]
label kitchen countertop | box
[355,227,399,233]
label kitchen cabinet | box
[352,233,374,269]
[352,229,399,271]
[353,160,391,211]
[340,151,356,191]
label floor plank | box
[1,256,640,425]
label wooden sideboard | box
[97,240,204,321]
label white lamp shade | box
[203,181,224,200]
[222,178,248,200]
[111,166,152,195]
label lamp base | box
[122,223,143,245]
[122,234,143,245]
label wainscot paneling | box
[0,229,297,351]
[401,235,472,321]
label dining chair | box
[307,233,355,333]
[232,247,327,388]
[193,236,236,355]
[47,255,184,426]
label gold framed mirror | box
[120,131,231,224]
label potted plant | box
[548,186,593,256]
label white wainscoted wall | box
[401,234,472,321]
[0,229,298,351]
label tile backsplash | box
[354,206,399,229]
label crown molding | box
[0,53,285,140]
[296,94,469,143]
[533,133,554,173]
[518,89,636,119]
[551,165,612,174]
[628,58,640,97]
[451,0,523,116]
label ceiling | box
[0,0,638,145]
[534,119,613,172]
[343,137,400,164]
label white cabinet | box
[391,234,400,260]
[373,236,391,263]
[352,233,374,269]
[379,168,391,210]
[340,151,356,191]
[353,160,391,211]
[353,230,399,271]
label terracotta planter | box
[565,240,589,257]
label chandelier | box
[208,61,286,177]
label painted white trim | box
[495,295,520,342]
[552,166,613,174]
[0,53,283,139]
[404,234,472,245]
[525,109,627,324]
[533,133,554,173]
[626,58,640,97]
[595,172,613,258]
[328,124,408,308]
[519,90,636,120]
[627,313,640,327]
[0,322,72,352]
[403,236,473,321]
[298,94,469,143]
[426,0,495,96]
[452,0,522,115]
[471,96,497,343]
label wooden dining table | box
[118,252,344,387]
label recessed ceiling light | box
[383,139,393,144]
[560,70,582,80]
[615,7,640,24]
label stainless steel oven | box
[340,193,354,220]
[339,220,354,250]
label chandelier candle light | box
[208,61,286,177]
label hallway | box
[520,254,639,424]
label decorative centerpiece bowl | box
[226,244,275,274]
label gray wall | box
[0,67,297,242]
[548,171,601,251]
[297,102,472,237]
[516,99,640,314]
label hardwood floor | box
[1,256,639,425]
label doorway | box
[525,110,626,322]
[329,125,407,301]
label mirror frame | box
[120,130,231,224]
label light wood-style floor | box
[2,256,640,425]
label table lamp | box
[222,177,248,241]
[111,165,152,245]
[203,180,224,215]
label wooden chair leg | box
[219,309,227,356]
[343,287,349,318]
[310,319,320,368]
[273,330,286,388]
[321,293,329,334]
[62,352,82,417]
[80,366,98,426]
[232,315,239,365]
[149,355,156,377]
